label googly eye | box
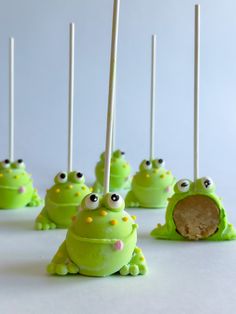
[107,193,123,210]
[201,177,214,190]
[15,159,25,169]
[1,159,10,168]
[143,160,152,170]
[177,179,191,193]
[85,193,99,210]
[74,172,84,182]
[56,172,67,183]
[154,158,165,168]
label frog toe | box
[129,264,139,276]
[55,264,68,275]
[119,265,130,276]
[139,264,148,275]
[67,263,79,274]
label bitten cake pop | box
[125,35,175,208]
[47,0,148,277]
[151,5,236,241]
[0,38,41,209]
[35,24,90,230]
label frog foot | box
[28,189,42,207]
[119,247,148,276]
[47,260,79,276]
[35,214,56,231]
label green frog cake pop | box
[0,38,41,209]
[125,35,175,208]
[35,24,90,230]
[47,0,148,276]
[151,5,236,241]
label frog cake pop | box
[47,0,148,277]
[151,5,236,241]
[125,35,175,208]
[0,38,41,209]
[35,24,90,230]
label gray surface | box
[0,0,236,313]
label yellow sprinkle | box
[122,217,129,222]
[99,210,108,217]
[131,215,137,221]
[55,188,60,193]
[145,174,150,178]
[56,252,63,258]
[110,219,118,226]
[14,175,20,179]
[67,184,73,189]
[160,174,165,179]
[166,171,171,175]
[122,164,127,168]
[81,186,86,190]
[75,192,80,197]
[134,247,141,254]
[86,217,93,224]
[89,187,93,192]
[7,169,12,173]
[140,256,145,261]
[153,169,158,174]
[0,173,3,177]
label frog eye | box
[177,179,191,193]
[74,172,84,183]
[15,159,25,169]
[142,160,152,170]
[107,193,124,210]
[154,158,165,168]
[85,193,99,210]
[1,159,11,168]
[201,177,214,191]
[56,172,68,183]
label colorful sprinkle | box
[0,173,3,177]
[166,171,171,175]
[110,219,118,226]
[81,186,87,190]
[131,215,137,221]
[99,210,107,217]
[55,188,60,193]
[166,186,171,193]
[160,174,165,179]
[122,164,127,168]
[67,184,73,189]
[71,215,77,222]
[145,174,150,178]
[86,217,93,224]
[14,175,20,179]
[122,217,129,222]
[89,187,93,192]
[114,240,124,251]
[75,192,80,197]
[18,186,26,194]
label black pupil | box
[60,173,66,179]
[181,182,188,187]
[158,159,163,163]
[4,159,10,164]
[204,180,211,188]
[76,172,83,178]
[121,151,125,155]
[111,194,119,202]
[146,161,151,166]
[90,194,98,202]
[18,159,23,163]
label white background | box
[0,0,236,313]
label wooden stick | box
[194,5,200,181]
[104,0,120,194]
[68,23,75,173]
[150,34,156,161]
[9,38,14,162]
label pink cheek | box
[18,186,26,194]
[114,240,124,251]
[166,186,171,193]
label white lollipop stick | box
[104,0,120,194]
[194,5,200,181]
[9,37,14,162]
[150,34,157,161]
[112,97,116,152]
[68,23,75,173]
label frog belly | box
[66,229,137,277]
[0,183,34,209]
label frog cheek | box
[18,186,26,194]
[113,240,124,251]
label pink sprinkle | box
[114,240,124,251]
[18,186,26,194]
[166,186,171,193]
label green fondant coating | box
[47,192,148,277]
[151,177,236,241]
[93,150,131,193]
[35,171,90,230]
[0,160,41,209]
[125,159,175,208]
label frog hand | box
[119,247,148,276]
[28,188,42,207]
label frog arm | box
[34,206,56,231]
[125,190,140,208]
[28,188,42,207]
[47,241,79,276]
[120,247,148,276]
